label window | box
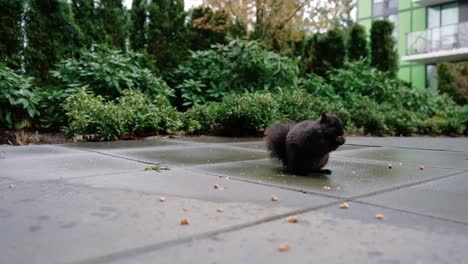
[373,0,398,17]
[426,64,438,91]
[428,2,459,28]
[427,2,459,50]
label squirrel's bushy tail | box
[264,121,296,165]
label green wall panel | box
[398,67,411,83]
[358,0,372,19]
[412,8,426,32]
[359,18,372,33]
[398,11,411,57]
[399,0,411,10]
[411,65,426,88]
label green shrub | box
[420,104,468,135]
[312,29,347,76]
[348,24,368,62]
[173,39,300,107]
[370,20,398,78]
[63,88,181,141]
[34,86,79,130]
[51,46,173,99]
[328,61,399,103]
[0,66,39,130]
[437,62,468,105]
[215,92,280,136]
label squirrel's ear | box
[321,112,327,121]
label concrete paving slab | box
[359,172,468,224]
[194,158,461,198]
[66,168,335,208]
[0,151,148,181]
[335,147,468,170]
[111,145,268,166]
[0,144,78,159]
[62,137,190,151]
[107,203,468,264]
[347,136,468,152]
[0,179,334,264]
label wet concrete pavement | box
[0,136,467,264]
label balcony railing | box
[406,22,468,56]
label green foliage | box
[370,20,398,77]
[99,0,126,50]
[174,39,300,107]
[34,86,79,130]
[0,67,39,130]
[0,0,24,70]
[348,24,368,62]
[214,93,279,136]
[146,0,187,72]
[187,7,229,51]
[328,61,400,103]
[312,29,347,76]
[71,0,103,49]
[51,46,173,98]
[437,62,468,105]
[25,0,81,83]
[129,0,147,51]
[63,88,181,141]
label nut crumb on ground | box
[278,243,291,252]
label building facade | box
[357,0,468,89]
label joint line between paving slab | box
[69,201,342,264]
[55,145,164,165]
[354,200,468,226]
[345,143,467,153]
[348,170,466,201]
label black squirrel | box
[265,113,346,175]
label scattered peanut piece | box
[58,176,64,180]
[322,186,331,191]
[159,197,166,202]
[339,202,349,209]
[287,216,299,223]
[271,195,279,202]
[419,165,425,171]
[213,183,220,189]
[387,164,393,170]
[375,213,384,220]
[216,208,224,213]
[278,242,291,252]
[9,184,16,189]
[180,217,190,225]
[182,208,189,212]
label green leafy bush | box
[348,24,368,62]
[173,39,300,107]
[0,66,39,130]
[437,62,468,105]
[63,88,181,141]
[51,46,173,99]
[34,86,79,130]
[328,61,400,103]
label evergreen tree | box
[146,0,187,72]
[348,23,368,62]
[129,0,147,51]
[370,20,398,77]
[99,0,126,50]
[25,0,81,83]
[312,29,346,77]
[71,0,103,48]
[0,0,25,70]
[187,7,229,51]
